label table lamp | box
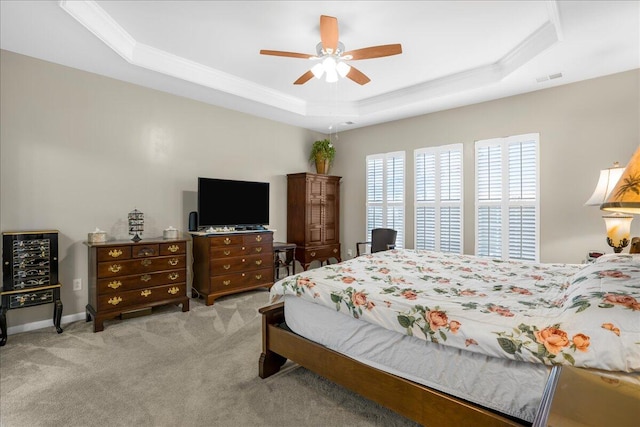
[585,161,629,252]
[601,145,640,252]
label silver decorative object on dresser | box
[1,230,63,346]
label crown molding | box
[60,0,563,122]
[59,0,307,115]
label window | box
[475,133,539,261]
[365,152,405,248]
[414,144,463,253]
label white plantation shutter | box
[415,144,463,253]
[475,134,539,261]
[366,152,405,249]
[366,156,384,233]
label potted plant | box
[309,139,336,174]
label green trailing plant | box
[309,139,336,166]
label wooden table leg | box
[0,301,7,346]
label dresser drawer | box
[7,288,55,309]
[246,243,271,256]
[209,253,273,276]
[97,255,186,278]
[97,282,186,312]
[243,232,273,245]
[97,246,132,262]
[209,242,271,259]
[302,244,340,262]
[210,245,243,259]
[97,268,185,293]
[209,267,273,292]
[209,235,243,247]
[131,244,159,258]
[160,241,186,255]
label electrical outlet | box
[73,278,82,291]
[347,249,353,257]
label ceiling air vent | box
[536,73,563,83]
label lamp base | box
[607,237,629,253]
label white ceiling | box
[1,1,639,133]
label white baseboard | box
[7,312,86,336]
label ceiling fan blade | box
[343,44,403,60]
[320,15,339,53]
[260,50,314,59]
[294,70,315,85]
[346,66,371,85]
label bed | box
[258,249,640,426]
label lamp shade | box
[601,145,640,214]
[585,162,625,205]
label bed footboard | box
[258,302,531,427]
[259,302,287,378]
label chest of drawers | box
[85,237,189,332]
[192,231,274,305]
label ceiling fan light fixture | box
[325,67,339,83]
[311,63,325,79]
[336,61,351,78]
[322,57,339,82]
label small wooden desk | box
[273,242,296,279]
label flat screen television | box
[197,177,269,229]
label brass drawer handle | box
[141,274,151,282]
[255,235,262,242]
[223,280,231,286]
[141,289,151,297]
[109,264,122,273]
[168,244,180,253]
[224,250,231,256]
[168,258,179,266]
[108,296,122,305]
[223,264,231,270]
[107,280,122,290]
[168,286,179,295]
[141,259,152,267]
[255,247,262,253]
[168,272,179,280]
[224,238,231,245]
[333,248,338,253]
[310,252,316,257]
[255,274,262,280]
[255,260,263,266]
[108,249,123,258]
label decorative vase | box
[315,154,330,174]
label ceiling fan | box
[260,15,402,85]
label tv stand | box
[192,231,274,305]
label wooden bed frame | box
[259,302,559,427]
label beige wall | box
[2,49,639,332]
[334,69,640,264]
[0,50,324,329]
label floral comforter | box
[270,250,640,372]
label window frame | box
[365,151,406,249]
[474,133,540,262]
[414,143,464,253]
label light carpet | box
[0,290,419,427]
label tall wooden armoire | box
[287,173,341,270]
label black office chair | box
[356,228,397,256]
